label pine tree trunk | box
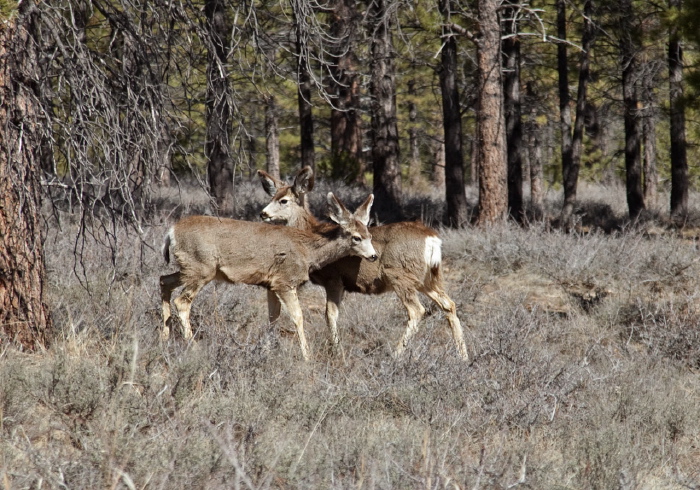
[296,14,315,173]
[526,82,544,221]
[0,1,53,349]
[329,0,362,181]
[475,0,507,225]
[668,0,688,217]
[642,76,658,208]
[407,80,422,186]
[369,0,403,222]
[205,0,234,215]
[502,0,524,223]
[557,0,575,226]
[569,0,596,223]
[620,0,645,220]
[265,95,281,180]
[439,0,468,227]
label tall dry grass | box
[2,178,700,488]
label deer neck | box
[288,200,322,232]
[304,229,352,271]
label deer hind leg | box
[266,289,282,324]
[424,287,468,361]
[172,280,206,340]
[160,271,183,340]
[324,280,345,352]
[393,289,426,358]
[275,288,310,361]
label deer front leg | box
[323,280,345,352]
[160,272,182,340]
[275,288,310,361]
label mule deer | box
[258,167,468,360]
[160,192,377,361]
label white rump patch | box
[424,236,442,268]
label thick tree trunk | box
[265,95,280,180]
[205,0,234,215]
[329,0,362,182]
[369,0,403,222]
[439,0,468,227]
[502,0,524,223]
[295,11,315,173]
[475,0,507,225]
[668,0,688,217]
[0,1,53,349]
[620,0,645,220]
[557,0,575,226]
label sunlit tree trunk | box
[642,74,658,208]
[265,95,280,179]
[475,0,507,225]
[0,1,53,349]
[205,0,234,214]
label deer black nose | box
[260,211,269,220]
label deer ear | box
[327,192,351,226]
[353,194,374,226]
[293,166,315,195]
[257,170,284,197]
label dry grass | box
[3,179,700,488]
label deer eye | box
[279,199,289,204]
[352,236,361,243]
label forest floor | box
[2,180,700,488]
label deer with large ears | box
[160,192,377,361]
[258,167,469,360]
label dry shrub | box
[2,181,700,488]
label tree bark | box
[502,0,524,223]
[668,0,688,218]
[620,0,645,220]
[407,79,422,186]
[296,19,315,173]
[526,82,544,221]
[439,0,469,227]
[557,0,575,226]
[265,95,280,180]
[205,0,234,215]
[475,0,508,225]
[369,0,403,222]
[0,1,53,349]
[568,0,596,223]
[642,73,658,208]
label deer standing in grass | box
[258,167,468,360]
[160,192,377,361]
